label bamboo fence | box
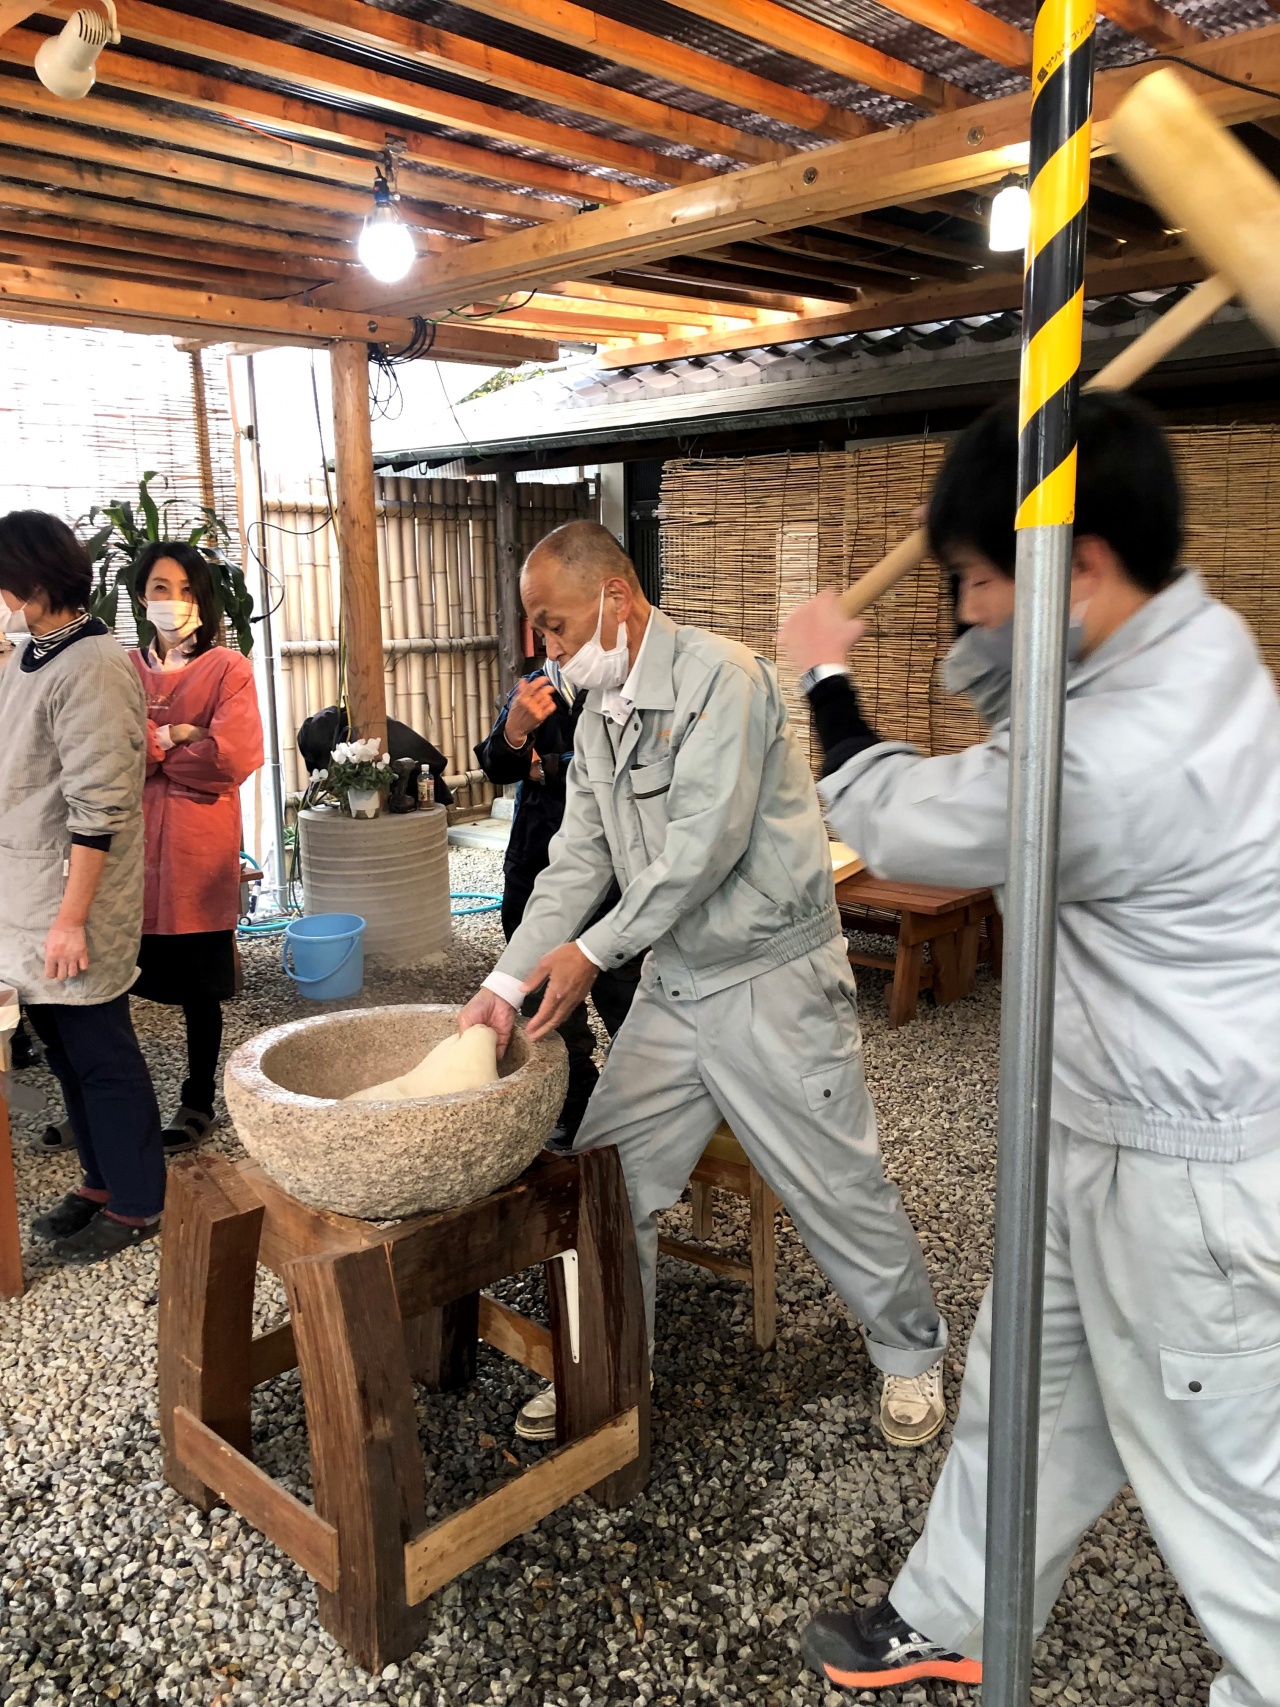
[265,474,589,809]
[660,425,1280,765]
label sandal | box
[162,1106,216,1154]
[35,1117,76,1153]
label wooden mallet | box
[836,258,1236,617]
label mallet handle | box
[835,274,1231,618]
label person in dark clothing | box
[475,660,640,1141]
[297,707,454,805]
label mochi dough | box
[345,1024,500,1102]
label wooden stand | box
[835,871,1000,1027]
[658,1122,779,1350]
[158,1148,649,1668]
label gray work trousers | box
[574,937,945,1376]
[893,1123,1280,1707]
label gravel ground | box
[0,847,1216,1707]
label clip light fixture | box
[989,176,1031,253]
[35,0,120,100]
[358,151,416,285]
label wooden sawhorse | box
[158,1147,649,1668]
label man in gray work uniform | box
[782,394,1280,1704]
[458,520,946,1448]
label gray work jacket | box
[822,571,1280,1163]
[0,632,147,1005]
[495,608,842,1002]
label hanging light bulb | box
[989,178,1031,253]
[34,0,120,100]
[358,161,416,285]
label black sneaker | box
[50,1213,160,1265]
[801,1597,982,1690]
[30,1191,103,1242]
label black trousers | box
[25,995,166,1220]
[501,872,640,1128]
[179,998,223,1116]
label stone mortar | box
[223,1003,567,1219]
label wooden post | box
[285,1243,426,1668]
[547,1146,650,1508]
[330,339,388,752]
[494,470,525,695]
[157,1157,265,1508]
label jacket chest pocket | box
[628,755,673,858]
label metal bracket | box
[558,1249,581,1365]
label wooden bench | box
[835,870,1000,1028]
[158,1147,649,1668]
[658,1122,780,1350]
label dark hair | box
[927,390,1184,593]
[134,541,223,656]
[0,510,92,612]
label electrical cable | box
[1146,56,1280,104]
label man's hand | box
[503,676,559,748]
[457,987,517,1056]
[169,723,210,746]
[44,921,89,982]
[777,590,867,675]
[523,943,598,1043]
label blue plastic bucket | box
[282,913,366,1001]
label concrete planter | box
[224,1004,567,1218]
[299,805,450,970]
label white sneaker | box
[515,1383,557,1442]
[879,1361,945,1447]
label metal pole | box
[245,355,290,898]
[983,0,1096,1700]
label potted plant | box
[315,737,392,818]
[81,471,255,653]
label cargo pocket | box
[1159,1340,1280,1402]
[801,1057,874,1195]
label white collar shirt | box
[600,611,654,727]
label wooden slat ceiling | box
[0,0,1276,359]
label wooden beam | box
[761,227,978,282]
[362,23,1280,316]
[0,262,559,359]
[1097,0,1204,50]
[0,55,558,228]
[476,1297,554,1380]
[108,0,719,185]
[0,228,324,295]
[826,0,1030,70]
[207,0,797,165]
[0,32,638,211]
[408,0,877,142]
[331,339,388,753]
[594,246,1206,366]
[822,213,1000,267]
[0,104,500,239]
[702,242,910,296]
[403,1410,640,1606]
[172,1408,340,1591]
[657,0,980,111]
[607,264,843,315]
[0,190,356,275]
[547,280,772,326]
[0,1,38,36]
[0,146,358,244]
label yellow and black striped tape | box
[1015,0,1098,530]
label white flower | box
[378,753,391,767]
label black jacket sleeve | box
[475,685,536,786]
[807,675,883,778]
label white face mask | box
[147,598,201,641]
[559,589,630,693]
[1067,599,1090,662]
